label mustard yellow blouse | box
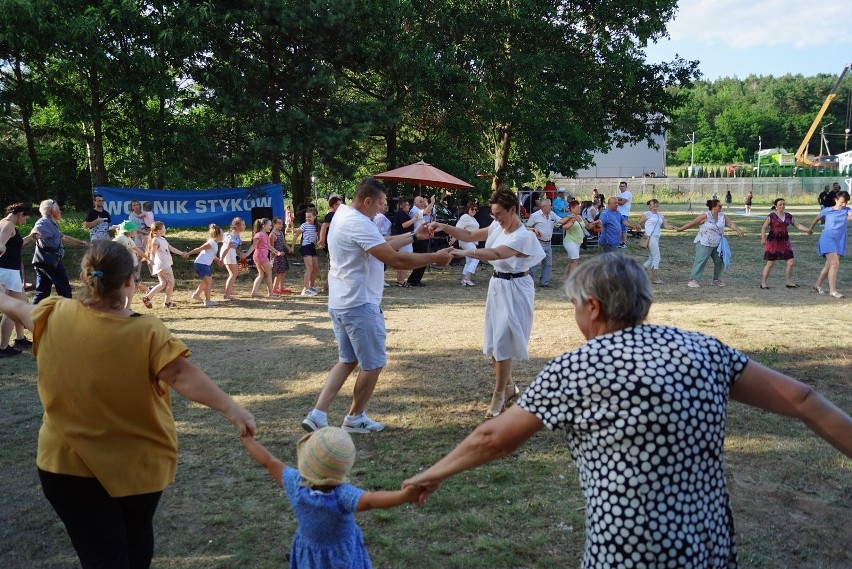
[32,298,189,497]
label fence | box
[550,176,852,202]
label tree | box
[427,0,697,190]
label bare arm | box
[807,214,824,234]
[156,356,256,437]
[403,406,543,503]
[187,242,214,256]
[0,286,35,330]
[318,223,330,248]
[430,221,489,243]
[367,240,453,270]
[760,215,771,244]
[451,244,524,263]
[788,215,809,233]
[244,236,259,257]
[730,361,852,458]
[241,436,286,487]
[357,486,420,512]
[676,213,708,232]
[61,234,89,247]
[0,222,14,256]
[724,215,744,237]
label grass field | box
[1,204,850,568]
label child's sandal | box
[141,296,153,309]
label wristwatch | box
[410,231,418,242]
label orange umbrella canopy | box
[373,160,473,190]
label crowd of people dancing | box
[0,178,851,569]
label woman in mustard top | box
[0,240,256,568]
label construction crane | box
[794,62,852,167]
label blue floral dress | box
[282,467,370,569]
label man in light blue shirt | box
[552,189,568,218]
[598,197,623,253]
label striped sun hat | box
[297,427,356,487]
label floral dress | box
[763,212,794,261]
[282,467,370,568]
[271,230,290,274]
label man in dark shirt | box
[318,194,343,250]
[83,194,112,242]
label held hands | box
[401,476,441,505]
[435,246,455,265]
[225,402,256,437]
[414,224,434,241]
[448,248,466,259]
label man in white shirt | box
[525,198,561,287]
[406,194,435,287]
[616,180,632,248]
[302,179,452,434]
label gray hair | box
[39,199,58,217]
[563,253,652,327]
[538,199,551,207]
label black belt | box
[493,271,529,280]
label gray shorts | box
[329,304,387,371]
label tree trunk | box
[493,126,511,191]
[13,60,45,201]
[289,151,314,208]
[386,124,398,171]
[86,72,108,188]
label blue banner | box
[95,184,284,228]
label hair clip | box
[89,270,103,278]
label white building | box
[569,132,667,179]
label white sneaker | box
[301,411,328,432]
[341,414,385,433]
[308,287,319,294]
[204,300,218,307]
[300,288,316,297]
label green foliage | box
[667,73,852,166]
[1,0,696,203]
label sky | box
[643,0,852,80]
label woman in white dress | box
[431,188,544,418]
[451,202,482,286]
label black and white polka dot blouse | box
[518,324,749,568]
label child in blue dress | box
[241,427,419,568]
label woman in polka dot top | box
[404,253,852,568]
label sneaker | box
[14,338,33,349]
[618,242,627,249]
[0,346,22,358]
[384,281,391,288]
[687,280,701,288]
[301,411,328,433]
[342,414,385,434]
[539,283,550,288]
[308,287,319,294]
[300,288,318,297]
[203,300,218,307]
[711,279,726,287]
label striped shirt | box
[298,222,318,245]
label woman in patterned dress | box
[759,198,809,289]
[404,253,852,568]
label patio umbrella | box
[373,160,473,190]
